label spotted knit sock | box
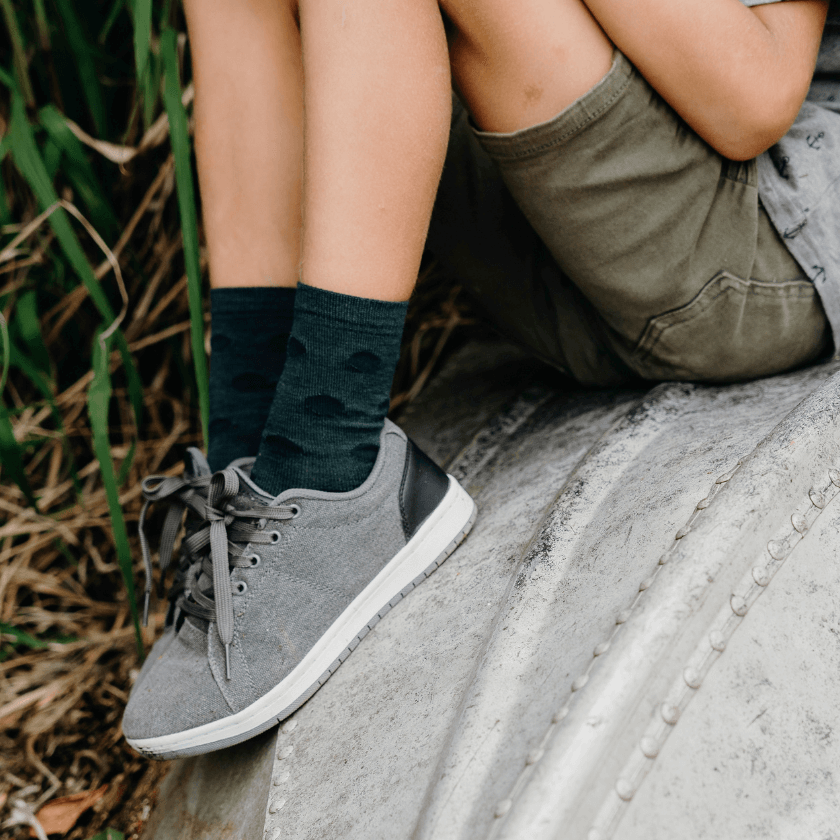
[207,286,296,472]
[251,283,407,494]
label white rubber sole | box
[128,475,477,760]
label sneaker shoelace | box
[138,467,296,678]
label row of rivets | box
[270,723,297,824]
[489,462,752,835]
[589,469,839,840]
[493,466,741,826]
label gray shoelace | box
[139,467,296,678]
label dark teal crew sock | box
[251,283,408,495]
[208,286,296,472]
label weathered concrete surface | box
[141,341,840,840]
[141,726,274,840]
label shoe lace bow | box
[138,467,296,678]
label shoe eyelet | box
[289,504,301,519]
[268,530,281,544]
[248,555,262,568]
[235,581,249,595]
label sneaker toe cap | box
[123,628,232,742]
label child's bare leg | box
[184,0,303,290]
[298,0,451,302]
[442,0,613,133]
[183,0,304,469]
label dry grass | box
[0,138,484,838]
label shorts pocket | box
[630,271,830,382]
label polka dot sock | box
[207,286,296,472]
[251,283,408,495]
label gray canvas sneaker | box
[122,420,476,759]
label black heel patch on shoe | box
[399,440,450,540]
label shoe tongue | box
[184,447,211,479]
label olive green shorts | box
[427,52,831,386]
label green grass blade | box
[32,0,51,49]
[141,53,162,132]
[0,622,49,651]
[53,0,108,137]
[8,91,115,322]
[162,28,209,449]
[8,90,143,450]
[0,136,11,226]
[39,105,120,240]
[133,0,153,80]
[0,0,35,105]
[15,290,51,374]
[99,0,126,44]
[0,312,36,506]
[88,333,143,657]
[88,829,125,840]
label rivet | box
[640,736,660,759]
[730,595,749,616]
[683,667,701,689]
[752,566,771,586]
[709,630,727,652]
[268,798,286,815]
[675,526,690,540]
[593,641,611,656]
[829,469,840,487]
[767,540,787,561]
[810,488,826,509]
[282,719,298,734]
[525,749,544,766]
[552,707,570,724]
[616,609,633,624]
[791,514,808,534]
[658,553,670,565]
[661,703,680,725]
[494,799,513,818]
[615,779,635,801]
[696,497,710,510]
[272,771,290,786]
[277,745,294,760]
[639,576,654,592]
[571,674,589,692]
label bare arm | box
[582,0,828,160]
